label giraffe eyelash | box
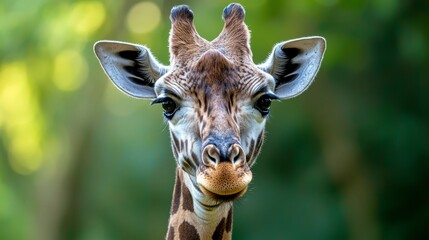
[151,97,179,119]
[254,93,278,116]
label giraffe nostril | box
[207,154,217,163]
[202,145,219,167]
[229,144,245,167]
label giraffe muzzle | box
[196,143,252,201]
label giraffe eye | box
[162,98,177,118]
[255,94,277,116]
[151,97,178,119]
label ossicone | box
[222,3,245,22]
[170,5,194,23]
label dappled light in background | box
[69,1,106,36]
[0,62,44,175]
[0,0,428,239]
[126,2,161,35]
[53,49,88,91]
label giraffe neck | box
[167,168,233,240]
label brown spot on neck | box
[182,184,194,212]
[171,172,182,215]
[179,221,200,240]
[212,218,226,240]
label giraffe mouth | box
[198,184,248,202]
[196,162,252,202]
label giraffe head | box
[94,4,325,202]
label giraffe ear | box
[94,40,169,99]
[258,37,326,99]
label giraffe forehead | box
[161,62,270,100]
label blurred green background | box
[1,0,428,239]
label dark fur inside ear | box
[272,48,303,86]
[282,48,301,58]
[281,72,299,84]
[117,50,140,60]
[120,51,155,87]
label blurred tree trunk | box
[307,80,380,240]
[35,70,106,240]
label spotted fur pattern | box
[167,169,233,240]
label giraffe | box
[94,3,325,239]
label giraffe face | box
[94,4,326,202]
[153,50,276,200]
